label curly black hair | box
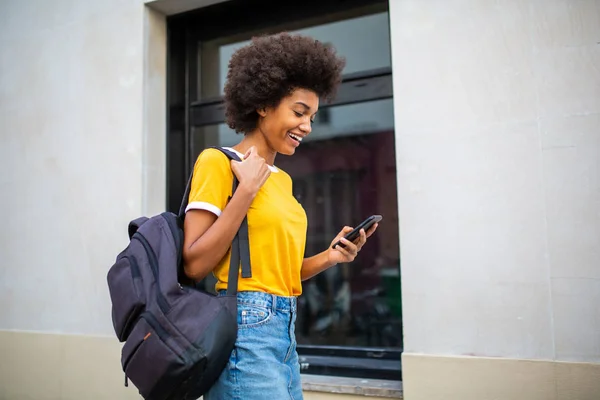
[223,33,346,134]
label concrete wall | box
[0,0,156,335]
[0,0,166,398]
[390,0,600,399]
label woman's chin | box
[278,145,297,156]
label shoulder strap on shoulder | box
[209,148,252,285]
[177,147,241,218]
[215,147,242,163]
[177,147,251,294]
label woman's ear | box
[257,108,267,118]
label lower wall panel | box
[402,352,600,400]
[0,330,387,400]
[9,331,597,399]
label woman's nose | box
[299,121,312,134]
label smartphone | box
[332,215,382,249]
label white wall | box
[0,0,166,336]
[391,0,600,363]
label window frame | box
[189,67,393,128]
[166,0,402,381]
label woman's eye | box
[294,111,303,117]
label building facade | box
[1,0,599,399]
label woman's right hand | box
[230,146,271,197]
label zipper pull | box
[124,373,129,387]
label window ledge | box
[301,374,403,398]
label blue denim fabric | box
[204,291,303,400]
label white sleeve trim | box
[185,201,222,216]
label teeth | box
[289,133,303,142]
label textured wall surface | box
[390,0,600,363]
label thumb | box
[338,226,353,237]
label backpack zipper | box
[122,312,189,373]
[133,232,197,362]
[143,311,190,365]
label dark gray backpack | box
[107,147,251,399]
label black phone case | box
[332,215,381,249]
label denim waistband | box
[219,291,297,313]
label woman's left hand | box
[327,223,379,266]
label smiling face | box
[256,88,319,156]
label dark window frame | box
[166,0,402,381]
[189,67,393,128]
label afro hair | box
[223,32,346,134]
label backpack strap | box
[213,148,252,284]
[177,147,241,218]
[177,147,252,295]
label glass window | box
[198,12,392,99]
[168,0,402,379]
[213,98,394,147]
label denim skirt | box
[203,291,303,400]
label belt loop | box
[271,294,277,313]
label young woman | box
[182,33,379,400]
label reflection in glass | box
[215,98,394,147]
[281,131,401,349]
[199,12,392,99]
[191,99,401,349]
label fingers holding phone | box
[332,215,382,250]
[327,216,381,265]
[362,222,378,241]
[333,227,358,252]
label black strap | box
[178,174,194,218]
[226,169,252,280]
[238,219,252,279]
[177,147,240,218]
[177,147,252,295]
[227,231,242,296]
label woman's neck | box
[232,129,277,165]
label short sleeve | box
[185,149,233,216]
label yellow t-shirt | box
[186,147,308,296]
